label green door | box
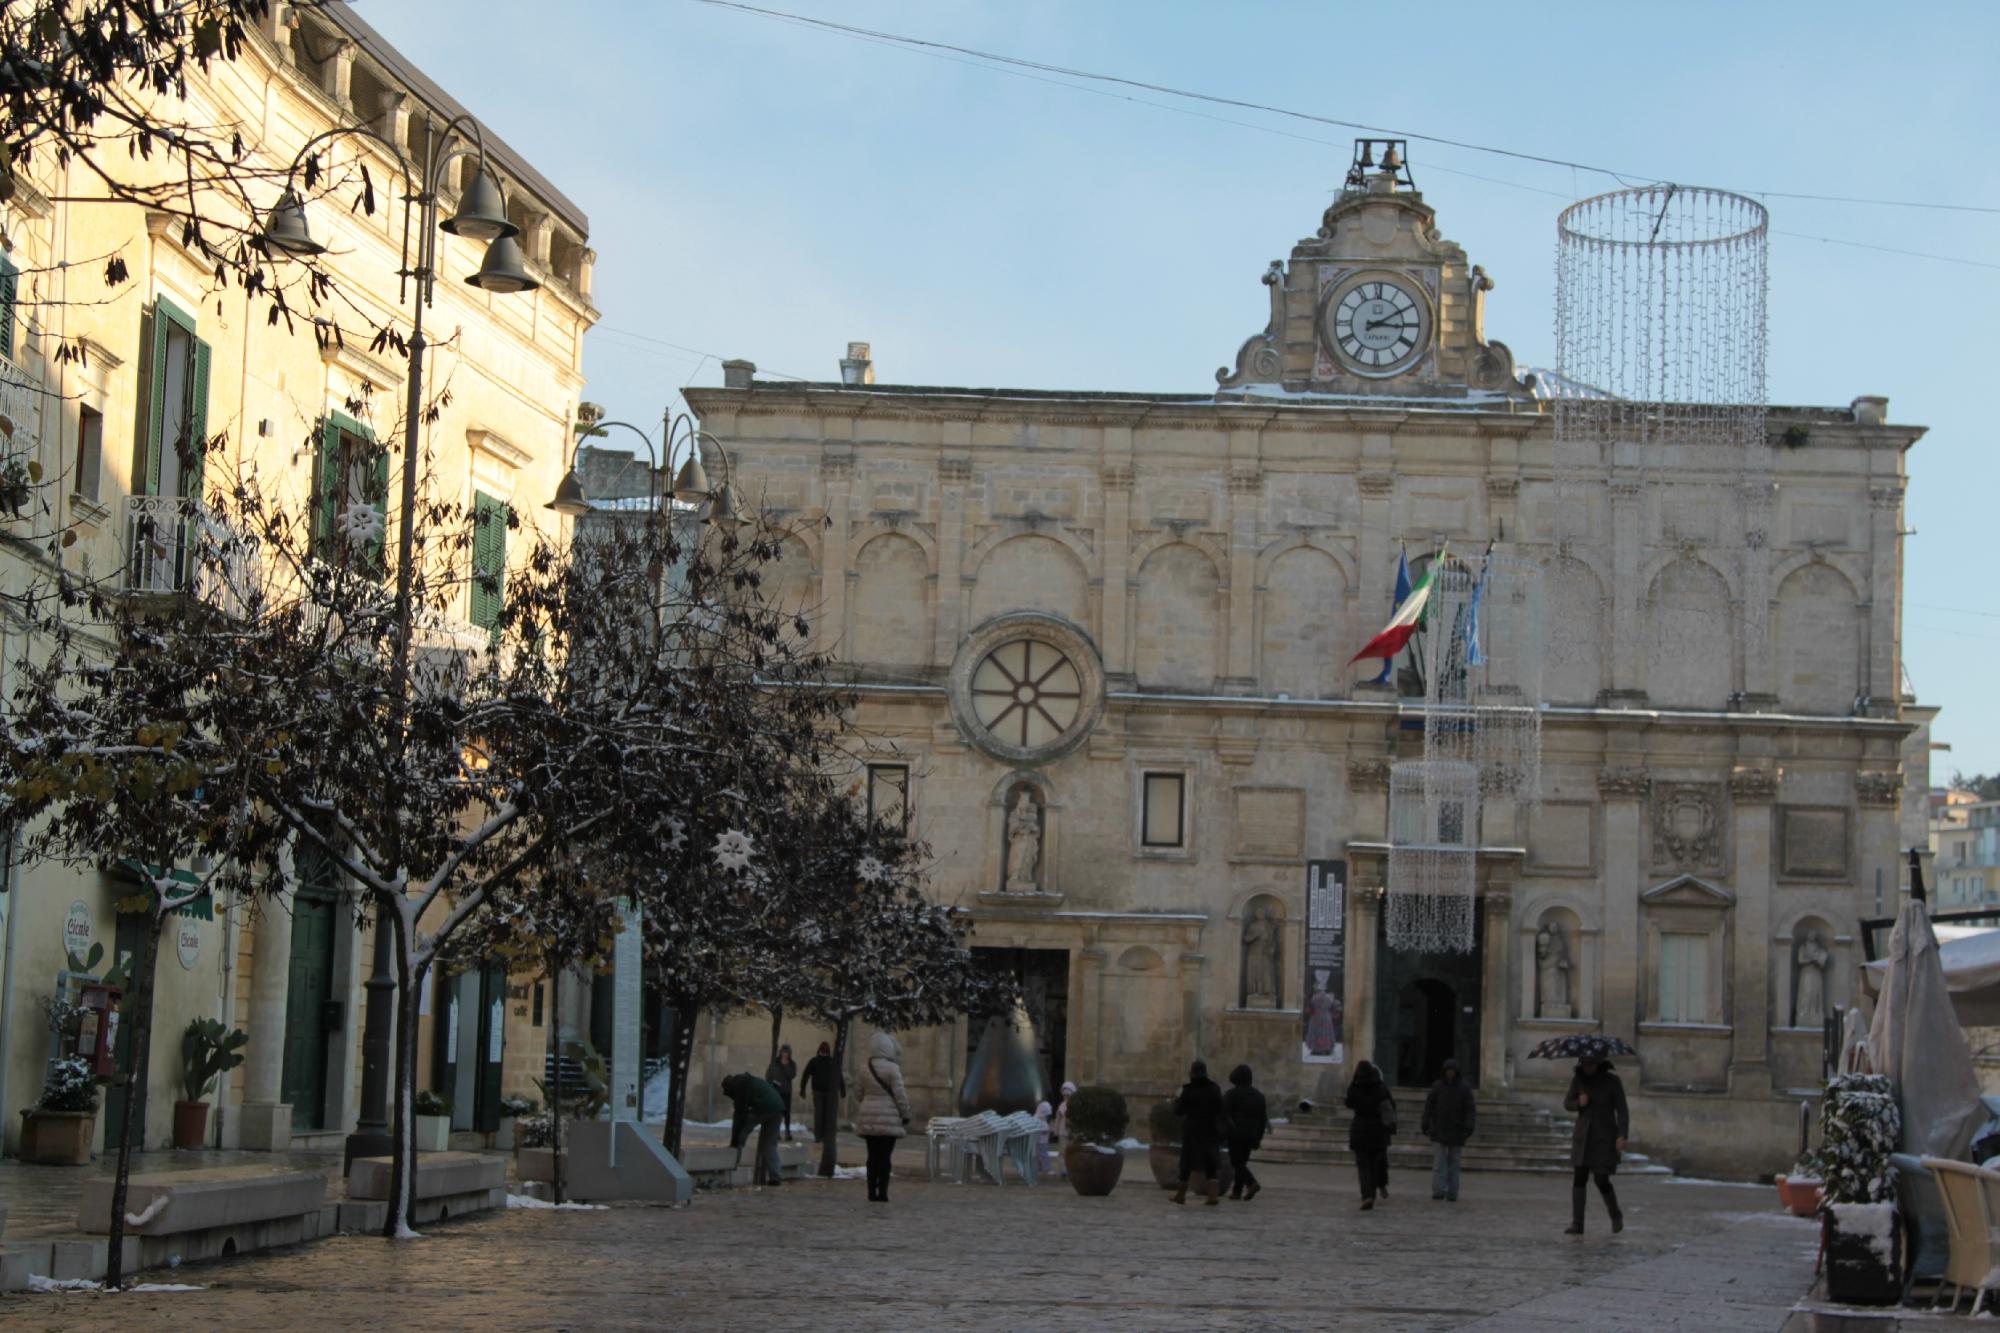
[281,890,338,1130]
[473,964,506,1133]
[103,913,150,1151]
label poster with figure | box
[1303,859,1347,1064]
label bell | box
[261,189,324,259]
[670,452,710,504]
[545,467,589,516]
[1358,141,1374,168]
[465,233,540,294]
[956,1005,1049,1116]
[441,166,516,242]
[1381,144,1403,171]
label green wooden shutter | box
[471,491,506,631]
[139,296,198,498]
[368,438,389,576]
[0,256,18,360]
[184,336,211,499]
[312,418,342,556]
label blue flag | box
[1371,549,1412,684]
[1465,556,1490,667]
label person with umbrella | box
[1551,1036,1631,1235]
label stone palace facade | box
[686,149,1927,1174]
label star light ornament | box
[337,500,385,546]
[710,828,755,874]
[658,815,687,852]
[857,855,888,886]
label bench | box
[73,1165,330,1272]
[680,1138,812,1188]
[347,1152,506,1224]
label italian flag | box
[1349,554,1441,666]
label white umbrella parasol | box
[1866,852,1984,1160]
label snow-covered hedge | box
[1799,1073,1899,1205]
[38,1056,99,1113]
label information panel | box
[1302,859,1347,1065]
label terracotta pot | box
[19,1109,94,1165]
[1789,1180,1823,1218]
[172,1099,210,1151]
[1064,1143,1125,1197]
[1775,1174,1793,1209]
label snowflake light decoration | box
[337,500,385,545]
[711,828,755,873]
[857,855,888,885]
[658,815,687,852]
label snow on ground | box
[506,1193,609,1211]
[1659,1176,1767,1187]
[830,1166,867,1180]
[26,1276,206,1293]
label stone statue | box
[1242,904,1281,1007]
[1004,789,1042,891]
[1535,923,1573,1019]
[1795,929,1830,1029]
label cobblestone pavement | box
[7,1163,1832,1331]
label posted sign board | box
[1301,859,1347,1065]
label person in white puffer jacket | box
[854,1030,914,1203]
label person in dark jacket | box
[1563,1054,1631,1234]
[766,1044,799,1142]
[1344,1059,1395,1210]
[1422,1057,1476,1202]
[1222,1064,1271,1202]
[1170,1059,1227,1206]
[721,1071,788,1186]
[800,1041,844,1143]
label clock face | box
[1325,276,1430,376]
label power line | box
[690,0,2000,218]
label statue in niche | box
[1004,788,1043,892]
[1241,903,1281,1007]
[1794,928,1830,1029]
[1535,923,1574,1019]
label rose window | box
[970,640,1082,749]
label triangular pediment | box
[1641,874,1735,908]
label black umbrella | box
[1527,1034,1637,1061]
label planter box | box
[516,1146,556,1184]
[493,1117,517,1152]
[1824,1202,1903,1306]
[1064,1143,1124,1197]
[20,1109,94,1165]
[414,1115,451,1153]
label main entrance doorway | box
[1373,909,1483,1087]
[969,947,1068,1094]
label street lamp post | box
[261,116,539,1172]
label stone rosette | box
[947,612,1106,767]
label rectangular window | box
[1142,772,1186,849]
[1657,932,1709,1024]
[135,296,211,500]
[75,405,102,502]
[531,982,544,1028]
[470,490,508,631]
[311,414,387,572]
[0,254,17,361]
[866,763,909,832]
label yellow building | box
[0,8,596,1154]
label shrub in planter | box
[495,1094,535,1150]
[1062,1086,1128,1197]
[1800,1073,1903,1305]
[21,1056,99,1165]
[413,1089,453,1152]
[175,1019,248,1150]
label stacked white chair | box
[925,1116,966,1180]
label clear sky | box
[362,0,1999,779]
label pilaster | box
[240,876,295,1151]
[1100,447,1134,676]
[1867,485,1905,703]
[817,451,853,654]
[1479,885,1514,1090]
[1225,459,1261,683]
[1598,766,1648,1036]
[1608,480,1646,696]
[934,456,972,664]
[1348,885,1380,1070]
[1727,767,1777,1093]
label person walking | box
[801,1041,844,1144]
[766,1044,799,1142]
[720,1071,787,1186]
[1170,1059,1227,1206]
[1344,1059,1395,1210]
[1563,1053,1630,1235]
[1422,1057,1476,1203]
[854,1030,914,1204]
[1222,1064,1271,1202]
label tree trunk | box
[103,909,166,1289]
[817,1015,850,1180]
[769,1006,782,1062]
[383,903,419,1238]
[661,988,698,1159]
[548,965,565,1205]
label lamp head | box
[466,233,540,294]
[671,452,710,504]
[260,189,325,259]
[546,467,590,517]
[441,166,517,242]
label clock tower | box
[1217,140,1534,401]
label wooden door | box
[281,890,337,1130]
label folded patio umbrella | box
[1867,868,1983,1161]
[1526,1034,1637,1061]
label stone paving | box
[3,1158,1848,1331]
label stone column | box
[1598,766,1649,1036]
[1224,461,1260,687]
[1074,943,1105,1085]
[1348,882,1380,1069]
[1728,766,1778,1093]
[1099,451,1133,678]
[934,456,971,663]
[816,451,853,656]
[239,888,294,1151]
[1866,484,1905,705]
[1607,479,1646,699]
[1479,882,1515,1090]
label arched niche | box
[970,533,1093,637]
[1259,545,1346,700]
[760,531,819,632]
[1775,913,1840,1030]
[1133,542,1221,690]
[1541,557,1605,705]
[1237,892,1288,1010]
[1645,557,1733,708]
[849,532,932,667]
[1773,563,1861,715]
[986,768,1063,897]
[1518,901,1595,1023]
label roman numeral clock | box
[1316,270,1436,380]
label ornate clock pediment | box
[1216,138,1535,403]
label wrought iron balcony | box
[122,494,254,612]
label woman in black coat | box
[1222,1064,1271,1202]
[1170,1059,1227,1207]
[1343,1059,1395,1210]
[1563,1055,1630,1234]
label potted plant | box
[20,1056,99,1164]
[1144,1098,1235,1194]
[175,1018,248,1150]
[414,1089,453,1152]
[1062,1086,1128,1197]
[516,1105,556,1182]
[1802,1073,1902,1305]
[496,1093,535,1151]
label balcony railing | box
[123,495,255,612]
